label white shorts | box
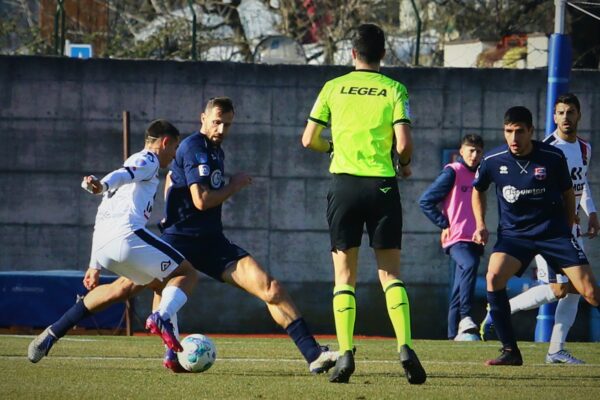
[536,226,584,284]
[91,229,184,285]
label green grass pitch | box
[2,335,600,399]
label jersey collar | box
[354,69,382,74]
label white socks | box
[548,294,580,354]
[510,285,557,314]
[158,285,187,324]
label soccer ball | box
[177,334,217,373]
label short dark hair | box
[205,96,234,114]
[504,106,533,128]
[145,119,180,142]
[461,134,484,149]
[554,92,580,113]
[351,24,385,64]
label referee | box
[301,23,426,385]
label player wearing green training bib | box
[301,23,426,385]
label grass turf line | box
[2,336,600,399]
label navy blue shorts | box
[493,234,589,277]
[160,233,249,282]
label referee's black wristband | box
[326,140,334,154]
[398,157,411,167]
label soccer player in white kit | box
[28,119,198,363]
[481,94,599,363]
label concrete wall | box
[1,55,600,339]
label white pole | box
[554,0,566,34]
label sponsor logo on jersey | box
[135,158,147,167]
[161,260,172,271]
[499,165,508,174]
[502,185,546,203]
[534,167,546,180]
[211,170,223,188]
[198,164,210,176]
[379,187,391,194]
[340,86,387,96]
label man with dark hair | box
[481,93,598,363]
[419,134,485,341]
[156,97,338,374]
[28,119,198,363]
[302,23,426,384]
[472,106,600,366]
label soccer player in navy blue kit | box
[156,97,337,373]
[472,106,600,365]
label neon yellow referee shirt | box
[309,70,411,177]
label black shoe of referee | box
[399,344,427,384]
[329,350,355,383]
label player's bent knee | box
[262,278,287,305]
[110,278,137,301]
[486,271,505,290]
[580,287,600,307]
[168,260,197,281]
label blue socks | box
[487,289,518,350]
[285,317,321,363]
[50,300,92,338]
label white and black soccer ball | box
[177,334,217,373]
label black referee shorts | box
[327,173,403,251]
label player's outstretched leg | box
[28,327,58,363]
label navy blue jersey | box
[162,132,225,237]
[473,140,572,239]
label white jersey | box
[91,150,160,251]
[543,131,595,213]
[537,131,595,282]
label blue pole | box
[544,34,572,136]
[535,302,558,342]
[536,1,572,340]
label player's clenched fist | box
[81,175,104,194]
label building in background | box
[444,33,549,69]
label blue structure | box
[544,34,572,136]
[535,0,573,342]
